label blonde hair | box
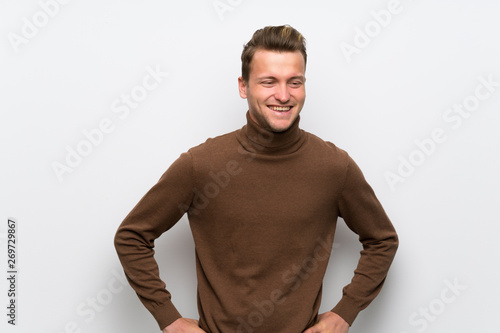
[241,25,307,82]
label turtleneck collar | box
[236,111,306,155]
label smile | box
[268,106,292,112]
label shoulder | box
[303,131,370,192]
[303,130,351,166]
[188,129,239,156]
[184,129,242,176]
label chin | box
[268,120,293,132]
[271,114,299,131]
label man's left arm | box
[303,311,349,333]
[326,154,399,329]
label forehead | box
[250,49,306,78]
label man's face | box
[238,49,306,133]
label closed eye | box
[289,81,303,87]
[261,80,276,86]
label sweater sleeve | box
[331,155,399,325]
[114,152,195,330]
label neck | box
[236,111,305,155]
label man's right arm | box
[114,152,195,330]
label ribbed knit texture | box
[114,112,398,332]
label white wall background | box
[1,0,499,332]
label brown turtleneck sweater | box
[114,112,398,332]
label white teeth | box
[269,106,291,111]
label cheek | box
[251,90,270,104]
[296,89,306,103]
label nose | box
[275,83,290,103]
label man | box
[115,25,398,333]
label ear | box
[238,76,247,99]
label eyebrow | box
[257,75,305,81]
